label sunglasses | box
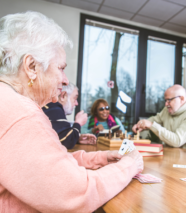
[98,106,110,111]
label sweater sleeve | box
[52,120,81,149]
[148,107,186,147]
[149,120,186,147]
[148,108,165,125]
[43,103,81,149]
[72,150,109,169]
[0,112,139,213]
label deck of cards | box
[173,164,186,168]
[118,139,135,155]
[133,173,162,183]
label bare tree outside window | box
[81,23,138,131]
[146,39,175,113]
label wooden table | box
[69,143,186,213]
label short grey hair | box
[0,11,72,76]
[62,82,78,96]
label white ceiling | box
[44,0,186,34]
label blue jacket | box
[42,102,80,149]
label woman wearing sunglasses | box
[82,99,125,134]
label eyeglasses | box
[98,106,110,111]
[164,96,181,104]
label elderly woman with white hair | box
[0,11,143,213]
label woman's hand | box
[107,150,123,163]
[123,149,144,174]
[78,134,97,145]
[92,124,104,134]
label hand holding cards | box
[118,139,136,155]
[118,139,144,175]
[118,139,162,183]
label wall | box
[0,0,186,120]
[0,0,81,120]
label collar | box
[45,102,63,109]
[172,102,186,116]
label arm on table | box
[0,112,143,213]
[149,120,186,147]
[78,134,97,145]
[52,120,81,149]
[132,109,164,133]
[43,103,80,149]
[60,122,81,149]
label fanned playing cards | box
[133,173,162,183]
[118,139,135,155]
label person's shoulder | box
[0,84,42,119]
[109,114,121,121]
[42,102,65,120]
[42,102,63,112]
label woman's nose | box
[62,72,69,86]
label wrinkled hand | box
[79,134,97,145]
[132,119,153,133]
[92,124,104,134]
[132,124,138,133]
[107,150,123,163]
[75,110,88,126]
[124,149,144,174]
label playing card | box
[133,173,162,183]
[128,141,135,152]
[173,164,186,168]
[118,140,130,155]
[180,178,186,182]
[118,139,135,155]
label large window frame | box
[76,13,186,123]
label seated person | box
[132,84,186,147]
[0,11,143,213]
[43,83,96,149]
[82,98,125,134]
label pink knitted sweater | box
[0,83,138,213]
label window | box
[146,37,175,113]
[182,44,186,88]
[77,14,185,129]
[80,20,139,131]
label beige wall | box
[0,0,82,119]
[1,0,185,120]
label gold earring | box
[28,79,34,87]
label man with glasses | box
[43,83,96,149]
[132,84,186,147]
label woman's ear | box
[23,54,37,80]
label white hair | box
[62,82,78,115]
[0,11,72,76]
[62,82,78,96]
